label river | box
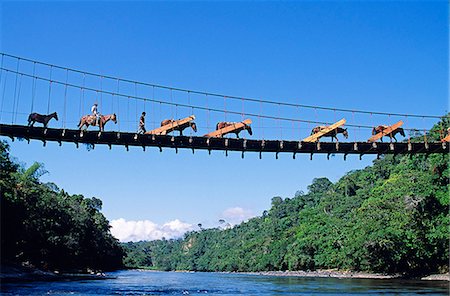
[1,270,448,295]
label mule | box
[372,125,405,142]
[311,126,348,142]
[216,121,253,138]
[78,114,117,131]
[161,119,197,136]
[27,112,58,128]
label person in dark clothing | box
[138,112,146,134]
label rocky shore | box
[0,263,108,283]
[233,270,450,281]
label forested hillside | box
[0,141,124,272]
[123,119,449,276]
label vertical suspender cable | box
[100,76,103,111]
[0,53,4,120]
[127,96,130,131]
[143,86,146,113]
[14,74,22,123]
[0,54,4,85]
[297,106,301,140]
[63,69,68,128]
[111,83,114,114]
[241,97,244,122]
[47,66,53,114]
[170,88,173,119]
[116,79,120,131]
[352,111,356,142]
[135,82,138,128]
[11,58,20,124]
[206,94,209,130]
[278,103,282,139]
[152,86,155,129]
[224,96,227,122]
[292,120,294,140]
[79,73,86,118]
[0,71,8,121]
[31,62,36,113]
[260,101,264,140]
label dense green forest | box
[123,119,449,276]
[0,141,124,272]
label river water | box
[1,270,448,295]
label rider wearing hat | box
[91,103,100,125]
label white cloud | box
[110,218,193,242]
[221,207,255,225]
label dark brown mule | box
[28,112,58,128]
[78,114,117,131]
[372,125,405,142]
[216,121,253,138]
[161,119,197,136]
[311,126,348,142]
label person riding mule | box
[91,103,100,126]
[78,113,117,131]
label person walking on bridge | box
[138,111,146,134]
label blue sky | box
[1,1,448,241]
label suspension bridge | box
[0,53,448,158]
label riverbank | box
[0,263,109,283]
[226,270,450,281]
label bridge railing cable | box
[0,52,445,120]
[0,66,439,136]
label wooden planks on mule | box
[145,115,195,135]
[204,119,252,138]
[368,121,403,143]
[302,119,346,142]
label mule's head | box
[372,127,377,135]
[245,124,253,136]
[399,128,405,137]
[112,113,117,124]
[53,112,59,121]
[191,122,198,133]
[342,128,349,139]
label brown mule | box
[78,114,117,131]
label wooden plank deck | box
[302,119,346,142]
[368,121,403,143]
[0,124,447,155]
[145,115,195,135]
[204,119,252,138]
